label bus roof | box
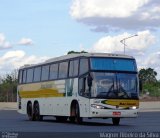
[19,53,135,69]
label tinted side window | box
[69,61,74,77]
[49,63,58,80]
[59,61,68,79]
[26,68,33,83]
[41,65,49,81]
[18,70,22,84]
[79,58,89,75]
[22,70,27,83]
[33,66,41,82]
[69,59,79,77]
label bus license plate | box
[112,112,121,116]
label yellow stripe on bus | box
[19,89,65,98]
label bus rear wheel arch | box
[70,100,82,124]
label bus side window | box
[79,77,85,96]
[41,65,49,81]
[18,70,22,84]
[79,58,89,75]
[26,68,34,83]
[33,66,41,82]
[69,59,79,77]
[87,73,93,92]
[79,76,90,97]
[59,61,68,79]
[49,63,58,80]
[22,70,27,84]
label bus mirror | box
[139,80,142,92]
[87,74,93,87]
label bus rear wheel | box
[33,102,43,121]
[112,117,120,125]
[27,102,33,121]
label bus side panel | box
[17,79,79,117]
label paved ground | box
[0,102,17,111]
[0,102,159,138]
[0,110,160,137]
[140,101,160,112]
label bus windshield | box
[91,72,138,99]
[90,58,137,72]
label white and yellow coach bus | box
[17,53,139,125]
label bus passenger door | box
[78,75,91,117]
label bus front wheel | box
[56,116,68,122]
[75,103,82,124]
[112,117,120,125]
[70,102,82,124]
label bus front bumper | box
[89,108,139,118]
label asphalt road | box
[0,110,160,138]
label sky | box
[0,0,160,79]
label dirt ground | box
[140,95,160,101]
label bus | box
[17,53,139,125]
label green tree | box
[0,70,18,102]
[139,68,157,84]
[139,68,160,98]
[67,50,88,55]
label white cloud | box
[141,6,160,20]
[143,52,160,68]
[70,0,160,31]
[0,33,12,50]
[92,30,155,53]
[71,0,149,18]
[2,50,25,59]
[0,34,34,49]
[138,51,160,79]
[18,38,33,45]
[0,50,49,74]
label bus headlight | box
[91,104,105,109]
[130,106,138,109]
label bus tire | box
[74,102,82,124]
[70,101,83,124]
[69,117,75,123]
[33,102,43,121]
[112,117,120,125]
[56,116,68,122]
[27,102,33,121]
